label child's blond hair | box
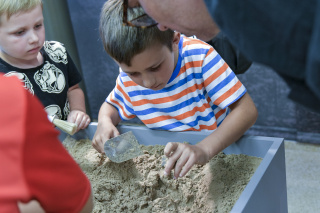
[0,0,42,25]
[99,0,174,66]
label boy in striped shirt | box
[93,0,258,179]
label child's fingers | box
[78,115,90,130]
[173,152,189,178]
[164,142,178,157]
[112,129,120,138]
[178,154,197,177]
[92,130,107,153]
[83,118,91,129]
[92,136,105,153]
[92,126,119,154]
[164,143,183,176]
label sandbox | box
[59,123,288,213]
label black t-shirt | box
[0,41,82,119]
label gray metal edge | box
[59,122,288,212]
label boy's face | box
[118,33,180,90]
[0,5,45,66]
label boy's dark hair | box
[99,0,174,66]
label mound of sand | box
[63,137,261,213]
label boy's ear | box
[172,32,181,50]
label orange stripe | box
[206,96,212,104]
[116,83,132,104]
[203,62,228,88]
[173,60,203,81]
[214,81,243,106]
[183,122,217,131]
[110,99,135,119]
[123,80,137,87]
[182,37,211,48]
[215,108,226,120]
[184,60,203,70]
[132,82,205,106]
[206,48,214,55]
[176,65,186,78]
[183,40,200,48]
[142,103,211,124]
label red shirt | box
[0,75,91,212]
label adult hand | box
[163,142,210,179]
[67,110,91,131]
[92,120,120,153]
[128,0,140,7]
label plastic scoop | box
[104,131,142,163]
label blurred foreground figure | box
[0,74,93,213]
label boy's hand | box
[67,110,91,131]
[163,142,210,179]
[92,121,120,153]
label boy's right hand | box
[92,121,120,153]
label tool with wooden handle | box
[48,115,77,135]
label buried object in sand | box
[104,131,143,163]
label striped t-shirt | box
[106,36,246,131]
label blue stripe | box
[186,111,215,126]
[182,48,208,58]
[168,37,183,84]
[120,72,127,77]
[112,91,135,115]
[208,71,236,97]
[151,122,185,131]
[149,111,215,130]
[202,54,222,75]
[217,108,229,127]
[127,71,203,97]
[210,104,218,111]
[134,93,207,115]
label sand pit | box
[63,137,262,213]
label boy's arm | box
[67,84,91,130]
[198,92,258,158]
[164,92,258,178]
[92,102,122,153]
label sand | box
[63,137,262,213]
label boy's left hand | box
[163,142,210,179]
[67,110,91,131]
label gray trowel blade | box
[104,131,142,163]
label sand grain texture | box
[64,137,262,213]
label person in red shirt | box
[0,74,93,212]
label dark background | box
[43,0,320,144]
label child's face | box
[118,34,180,90]
[0,5,45,66]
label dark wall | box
[67,0,119,118]
[237,64,320,143]
[64,0,320,143]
